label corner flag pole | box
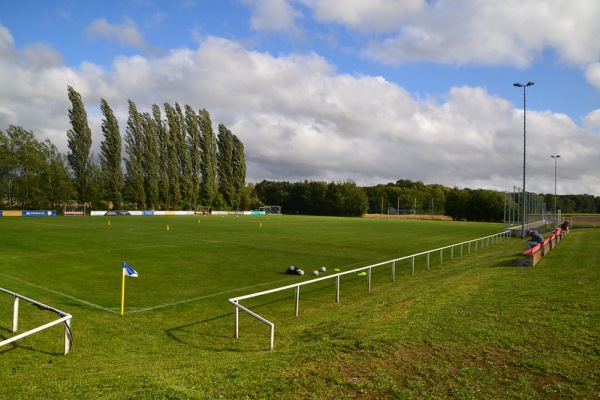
[120,261,139,316]
[120,272,126,316]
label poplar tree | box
[217,124,234,209]
[232,135,246,210]
[124,100,146,208]
[164,103,181,209]
[199,109,217,207]
[99,98,124,209]
[141,112,160,209]
[175,103,193,209]
[185,105,201,209]
[152,104,170,209]
[66,86,92,203]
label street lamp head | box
[514,82,535,88]
[551,154,561,159]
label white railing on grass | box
[229,230,511,350]
[0,287,73,355]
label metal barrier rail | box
[0,287,73,355]
[229,230,511,350]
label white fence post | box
[234,300,239,338]
[64,319,72,355]
[228,230,511,351]
[12,296,19,332]
[1,288,72,355]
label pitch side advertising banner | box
[90,210,195,216]
[0,210,56,217]
[22,211,57,217]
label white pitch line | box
[124,278,294,314]
[0,272,117,314]
[1,272,294,315]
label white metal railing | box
[0,288,73,355]
[229,230,511,350]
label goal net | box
[195,205,211,215]
[259,205,282,215]
[63,204,85,216]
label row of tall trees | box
[66,86,246,210]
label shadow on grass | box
[0,339,66,356]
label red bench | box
[541,237,552,256]
[523,243,542,266]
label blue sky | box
[2,0,600,195]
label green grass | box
[0,216,598,399]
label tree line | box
[2,86,600,219]
[252,179,600,221]
[8,85,244,212]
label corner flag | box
[123,261,138,277]
[121,261,138,315]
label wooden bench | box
[523,243,542,266]
[541,237,552,256]
[554,227,562,244]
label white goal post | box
[63,203,86,216]
[259,205,282,215]
[195,205,211,215]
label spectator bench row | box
[522,226,569,266]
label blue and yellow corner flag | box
[121,261,138,315]
[123,261,138,277]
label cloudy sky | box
[2,0,600,195]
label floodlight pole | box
[514,81,535,237]
[551,154,560,217]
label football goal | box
[195,205,211,215]
[63,203,86,216]
[259,205,282,215]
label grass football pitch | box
[1,215,598,399]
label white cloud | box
[583,109,600,130]
[85,17,156,54]
[244,0,303,32]
[300,0,424,32]
[586,62,600,90]
[1,23,600,195]
[359,0,600,67]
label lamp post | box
[551,154,560,217]
[513,81,535,237]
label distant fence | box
[0,288,73,355]
[564,214,600,228]
[229,230,511,350]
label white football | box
[297,269,304,275]
[313,270,319,276]
[320,266,327,272]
